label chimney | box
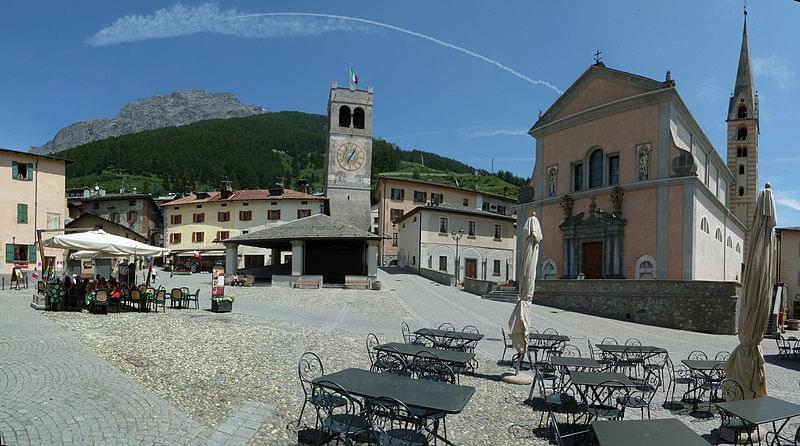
[220,180,234,199]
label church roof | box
[531,63,672,133]
[226,213,380,243]
[728,12,756,116]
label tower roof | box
[729,11,756,116]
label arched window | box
[635,255,657,280]
[338,105,351,128]
[739,165,745,175]
[715,228,723,242]
[352,107,365,129]
[736,243,741,253]
[542,258,557,280]
[738,187,745,196]
[737,106,748,119]
[737,127,748,141]
[588,149,604,188]
[700,217,709,234]
[727,236,733,248]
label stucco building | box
[397,205,516,283]
[778,227,800,319]
[67,190,164,247]
[1,148,68,279]
[374,176,516,265]
[517,17,758,281]
[162,185,324,272]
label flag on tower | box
[349,67,359,86]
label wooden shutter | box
[17,203,28,223]
[26,163,33,180]
[28,245,37,263]
[5,244,13,263]
[11,161,18,178]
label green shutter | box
[5,244,13,263]
[26,163,33,181]
[28,245,37,263]
[17,203,28,224]
[11,161,18,178]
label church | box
[517,13,759,282]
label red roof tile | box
[161,188,323,206]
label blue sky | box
[1,1,798,223]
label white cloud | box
[775,194,800,212]
[464,128,528,138]
[752,55,795,90]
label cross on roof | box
[594,50,602,64]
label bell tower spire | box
[727,6,759,261]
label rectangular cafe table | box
[550,356,602,370]
[314,368,475,415]
[592,418,710,446]
[414,328,484,342]
[715,396,800,445]
[569,371,637,387]
[595,344,667,361]
[375,342,474,367]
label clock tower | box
[324,82,374,231]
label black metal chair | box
[312,380,370,445]
[559,344,582,358]
[527,358,560,403]
[411,352,454,443]
[401,322,427,346]
[438,322,455,332]
[776,335,793,359]
[663,357,695,409]
[368,397,432,446]
[373,346,411,377]
[547,411,591,446]
[534,363,579,427]
[185,288,200,310]
[715,351,731,361]
[296,352,344,429]
[688,350,708,360]
[152,289,166,313]
[618,371,661,419]
[586,381,629,422]
[501,327,514,363]
[713,379,752,446]
[366,333,380,367]
[642,351,669,387]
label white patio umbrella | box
[503,209,542,385]
[44,230,170,257]
[725,184,776,399]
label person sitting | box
[109,279,121,299]
[98,277,107,289]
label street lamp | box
[451,228,464,283]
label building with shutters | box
[1,148,68,280]
[67,189,164,247]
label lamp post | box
[451,228,464,283]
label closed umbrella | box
[503,209,541,384]
[725,185,776,399]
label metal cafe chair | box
[312,380,370,445]
[296,352,344,428]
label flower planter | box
[786,319,800,331]
[211,300,232,313]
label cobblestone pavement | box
[3,268,800,445]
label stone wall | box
[463,278,496,296]
[532,280,740,334]
[419,268,455,287]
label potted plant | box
[211,295,234,313]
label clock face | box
[336,142,366,171]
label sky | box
[1,1,799,223]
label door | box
[464,258,477,279]
[582,242,603,279]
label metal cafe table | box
[715,396,800,445]
[681,359,726,418]
[414,328,484,349]
[592,418,710,446]
[569,371,638,422]
[527,333,570,362]
[594,344,667,362]
[375,342,474,369]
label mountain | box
[54,111,525,198]
[32,90,268,154]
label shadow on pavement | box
[764,354,800,372]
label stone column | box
[366,240,379,277]
[290,240,304,276]
[224,243,238,274]
[270,248,280,266]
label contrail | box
[223,12,563,94]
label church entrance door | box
[582,242,603,279]
[464,258,477,279]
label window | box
[636,256,657,279]
[297,209,312,219]
[608,155,620,185]
[468,220,476,237]
[439,256,448,272]
[737,106,747,119]
[128,200,136,206]
[413,191,427,203]
[216,231,230,241]
[217,211,230,222]
[301,201,308,205]
[573,163,584,191]
[738,187,745,196]
[737,147,748,157]
[493,260,501,276]
[588,149,603,188]
[428,256,432,268]
[462,198,469,207]
[700,217,709,234]
[16,203,28,224]
[267,210,281,220]
[127,211,137,223]
[715,228,723,242]
[727,236,733,248]
[243,202,250,206]
[439,217,448,234]
[482,202,491,212]
[412,256,416,266]
[496,205,506,215]
[241,230,249,235]
[494,224,502,240]
[338,105,351,127]
[390,208,404,223]
[737,127,748,141]
[239,210,252,221]
[392,233,398,246]
[353,107,365,129]
[192,232,204,243]
[739,165,745,175]
[270,202,277,206]
[196,205,202,208]
[736,243,741,253]
[169,233,181,244]
[170,214,182,225]
[11,161,32,181]
[391,188,404,201]
[46,212,60,230]
[192,213,205,223]
[5,244,35,263]
[431,193,444,205]
[111,212,120,224]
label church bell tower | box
[727,9,758,259]
[324,82,374,231]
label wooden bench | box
[344,276,370,290]
[293,277,320,289]
[243,275,255,287]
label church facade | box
[517,17,758,282]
